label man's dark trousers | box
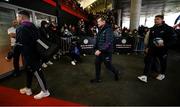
[95,52,117,80]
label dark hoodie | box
[15,21,40,68]
[95,24,114,53]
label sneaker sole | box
[156,76,165,81]
[137,77,147,83]
[34,93,50,100]
[20,91,32,96]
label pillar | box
[130,0,142,30]
[56,0,62,29]
[117,9,122,27]
[112,0,116,10]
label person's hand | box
[144,48,149,54]
[95,50,101,56]
[156,43,164,48]
[9,33,16,38]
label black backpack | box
[25,23,59,61]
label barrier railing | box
[58,36,145,55]
[134,36,145,53]
[59,37,73,54]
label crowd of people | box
[5,9,177,100]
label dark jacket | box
[95,24,114,53]
[69,41,80,55]
[15,21,40,68]
[39,26,49,40]
[148,23,176,52]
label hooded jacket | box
[15,21,40,67]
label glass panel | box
[35,12,50,27]
[35,12,56,27]
[0,7,16,50]
[0,7,16,74]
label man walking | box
[90,15,119,83]
[15,10,50,99]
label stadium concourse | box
[0,0,180,106]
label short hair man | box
[138,15,177,83]
[90,15,120,83]
[15,10,50,99]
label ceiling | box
[77,0,112,13]
[116,0,180,18]
[76,0,97,9]
[77,0,180,17]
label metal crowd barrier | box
[114,36,133,53]
[59,37,72,54]
[58,36,95,55]
[57,36,145,55]
[134,36,145,53]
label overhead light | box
[79,0,97,9]
[4,0,10,2]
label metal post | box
[56,0,61,30]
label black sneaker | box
[90,79,102,83]
[114,70,123,81]
[12,71,21,77]
[114,74,119,81]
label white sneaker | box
[20,87,32,96]
[156,74,165,80]
[53,55,57,60]
[46,61,53,65]
[138,75,148,83]
[42,63,48,68]
[34,90,50,100]
[5,57,8,60]
[5,57,11,62]
[71,61,76,66]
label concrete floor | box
[0,51,180,106]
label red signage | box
[43,0,87,20]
